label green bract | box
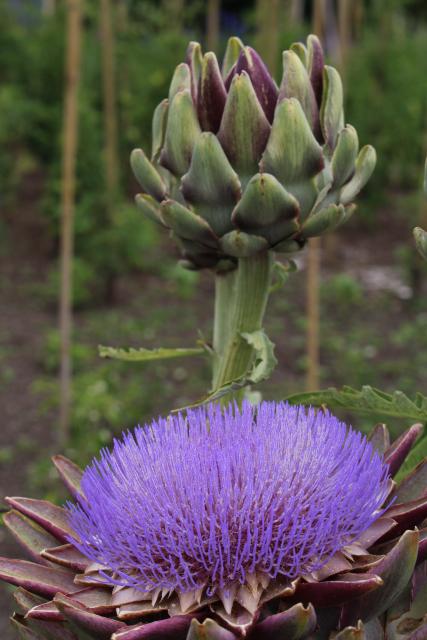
[131,35,376,270]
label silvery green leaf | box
[99,345,205,362]
[285,386,427,422]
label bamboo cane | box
[58,0,83,447]
[42,0,56,16]
[256,0,280,78]
[290,0,303,25]
[338,0,352,69]
[206,0,220,52]
[312,0,326,39]
[100,0,120,301]
[100,0,119,198]
[306,237,321,390]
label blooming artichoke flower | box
[1,403,427,640]
[131,36,376,270]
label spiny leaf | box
[184,330,277,407]
[269,260,298,294]
[285,385,427,421]
[241,329,278,385]
[98,345,205,362]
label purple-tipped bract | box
[68,402,390,597]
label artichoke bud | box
[132,35,376,270]
[185,41,203,103]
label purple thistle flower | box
[68,402,390,603]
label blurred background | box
[1,0,427,633]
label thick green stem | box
[212,251,274,402]
[212,269,237,384]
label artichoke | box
[131,35,376,270]
[1,402,426,640]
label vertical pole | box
[206,0,220,52]
[312,0,325,39]
[256,0,280,77]
[306,237,320,390]
[338,0,352,69]
[42,0,56,16]
[100,0,119,301]
[353,0,364,40]
[58,0,83,447]
[290,0,303,25]
[100,0,119,199]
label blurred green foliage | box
[345,14,427,214]
[0,1,199,303]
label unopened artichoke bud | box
[131,35,376,270]
[1,404,427,640]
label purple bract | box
[68,402,390,597]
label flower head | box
[68,402,390,603]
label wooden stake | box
[312,0,326,39]
[99,0,120,302]
[100,0,119,199]
[289,0,303,25]
[338,0,352,68]
[42,0,56,16]
[206,0,220,52]
[306,237,321,390]
[256,0,280,78]
[58,0,83,447]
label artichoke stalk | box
[130,35,376,397]
[0,405,426,640]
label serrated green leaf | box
[285,385,427,422]
[180,330,277,408]
[269,260,298,293]
[241,329,277,384]
[98,345,205,362]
